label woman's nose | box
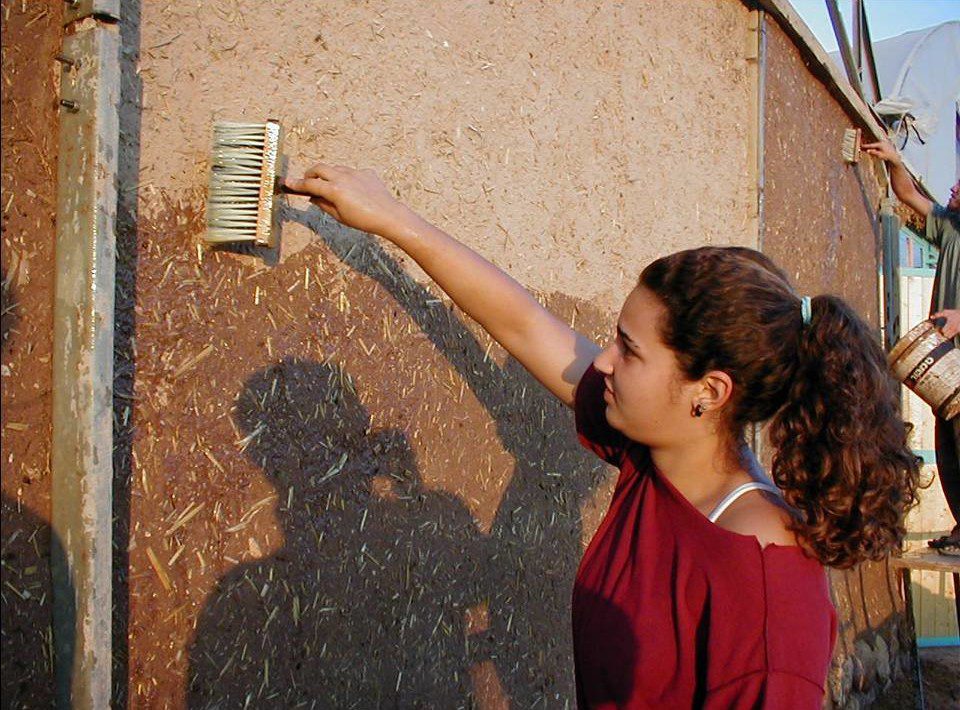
[593,343,616,374]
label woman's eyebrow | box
[616,324,642,352]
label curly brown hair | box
[639,246,920,568]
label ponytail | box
[641,248,921,569]
[768,296,920,568]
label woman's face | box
[592,286,703,446]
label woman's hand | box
[932,309,960,339]
[284,164,419,241]
[862,138,902,165]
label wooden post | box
[52,6,121,707]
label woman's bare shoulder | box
[715,490,798,548]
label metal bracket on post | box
[52,22,120,710]
[63,0,120,25]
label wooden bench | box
[890,547,960,631]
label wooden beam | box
[51,21,120,710]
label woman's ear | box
[696,370,734,414]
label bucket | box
[888,319,960,420]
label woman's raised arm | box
[285,164,600,407]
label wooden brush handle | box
[277,181,311,197]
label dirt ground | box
[920,646,960,709]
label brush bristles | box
[841,128,861,163]
[206,121,281,246]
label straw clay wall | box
[121,0,756,705]
[1,3,65,707]
[0,0,914,707]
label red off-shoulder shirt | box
[572,365,836,708]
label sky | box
[789,0,960,53]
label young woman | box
[284,164,920,708]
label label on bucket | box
[906,340,955,386]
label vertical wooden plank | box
[51,22,120,710]
[922,277,934,318]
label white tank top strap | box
[707,481,782,523]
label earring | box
[693,403,704,418]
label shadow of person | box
[2,279,73,706]
[284,205,615,704]
[1,491,65,708]
[187,357,489,707]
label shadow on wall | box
[112,0,144,705]
[826,561,921,708]
[187,207,615,706]
[833,615,921,710]
[1,281,70,706]
[0,492,63,709]
[188,358,486,704]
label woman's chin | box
[603,405,623,431]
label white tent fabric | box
[861,20,959,203]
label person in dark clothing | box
[865,138,960,553]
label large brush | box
[205,119,284,247]
[841,127,862,164]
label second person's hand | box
[284,163,421,241]
[932,309,960,340]
[862,138,901,165]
